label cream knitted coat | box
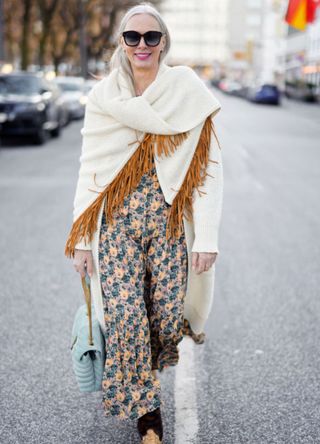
[65,62,223,335]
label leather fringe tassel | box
[64,113,220,259]
[164,113,218,239]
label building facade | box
[285,12,320,98]
[159,0,229,70]
[159,0,320,97]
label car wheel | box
[51,123,61,138]
[34,127,48,145]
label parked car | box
[0,71,66,144]
[218,79,248,97]
[80,78,100,106]
[284,80,317,102]
[246,84,281,105]
[54,76,86,120]
[210,78,221,88]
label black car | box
[0,72,65,144]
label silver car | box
[54,76,86,120]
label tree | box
[3,0,163,73]
[36,0,61,66]
[21,0,33,69]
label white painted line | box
[174,336,199,444]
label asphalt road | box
[0,90,319,444]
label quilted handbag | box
[70,273,106,392]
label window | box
[247,0,262,8]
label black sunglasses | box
[122,30,164,47]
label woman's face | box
[121,14,166,71]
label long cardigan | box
[65,68,224,337]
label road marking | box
[174,336,199,444]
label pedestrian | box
[64,2,223,443]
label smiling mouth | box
[134,53,151,60]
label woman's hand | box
[73,249,94,278]
[192,252,217,274]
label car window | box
[262,85,277,93]
[56,82,83,92]
[0,76,41,95]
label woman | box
[65,3,223,443]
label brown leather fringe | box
[65,131,188,258]
[64,113,220,258]
[164,114,218,239]
[153,132,190,157]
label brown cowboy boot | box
[137,407,163,443]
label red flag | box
[285,0,320,30]
[307,0,320,22]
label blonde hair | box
[108,2,171,94]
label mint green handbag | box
[70,274,106,392]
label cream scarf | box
[64,62,221,258]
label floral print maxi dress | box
[98,155,188,421]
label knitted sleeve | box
[66,89,101,254]
[191,120,223,254]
